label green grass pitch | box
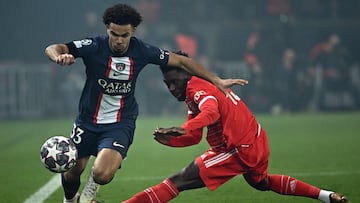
[1,112,359,202]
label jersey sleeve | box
[167,111,204,147]
[182,78,221,133]
[182,98,220,132]
[137,40,169,66]
[66,38,98,58]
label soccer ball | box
[40,136,78,173]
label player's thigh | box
[93,148,123,175]
[196,148,243,191]
[242,131,270,186]
[70,123,98,158]
[98,118,136,160]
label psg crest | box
[115,63,126,72]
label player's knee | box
[93,168,115,185]
[169,170,190,190]
[169,165,204,192]
[169,173,182,186]
[250,178,270,191]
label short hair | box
[160,51,189,74]
[103,4,142,27]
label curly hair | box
[103,4,142,27]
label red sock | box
[267,174,320,199]
[122,178,179,203]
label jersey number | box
[71,124,84,144]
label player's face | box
[106,23,134,55]
[163,71,189,101]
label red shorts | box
[196,130,270,191]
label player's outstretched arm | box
[167,52,248,95]
[153,127,184,146]
[153,127,202,147]
[154,127,186,137]
[45,44,75,66]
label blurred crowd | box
[133,0,360,114]
[214,32,360,114]
[1,0,359,118]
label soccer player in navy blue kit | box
[45,3,247,203]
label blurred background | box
[1,0,359,120]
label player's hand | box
[153,127,186,137]
[56,53,75,66]
[221,78,249,88]
[153,134,171,145]
[215,78,248,96]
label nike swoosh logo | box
[113,141,125,148]
[113,72,127,76]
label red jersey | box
[168,76,261,151]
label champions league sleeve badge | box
[73,39,93,48]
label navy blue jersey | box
[66,36,169,124]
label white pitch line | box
[23,170,360,203]
[23,174,61,203]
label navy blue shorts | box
[70,118,136,159]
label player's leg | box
[243,130,348,202]
[244,173,321,197]
[122,160,203,203]
[67,122,100,203]
[80,148,123,203]
[244,170,348,202]
[122,148,242,203]
[93,148,123,184]
[62,157,90,203]
[267,174,348,203]
[169,160,205,191]
[80,119,135,203]
[121,178,179,203]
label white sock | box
[318,190,333,203]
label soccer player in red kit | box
[121,51,348,203]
